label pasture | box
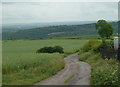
[3,39,87,54]
[2,39,87,85]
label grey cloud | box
[2,2,118,24]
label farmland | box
[2,39,87,85]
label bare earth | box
[34,53,91,85]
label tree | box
[95,20,113,44]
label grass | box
[3,39,87,85]
[3,53,64,74]
[79,51,120,86]
[3,39,87,54]
[64,74,75,84]
[3,53,65,85]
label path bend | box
[34,53,91,85]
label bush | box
[36,46,64,53]
[37,47,54,53]
[81,40,102,52]
[93,43,103,53]
[105,40,114,49]
[79,52,92,61]
[53,46,64,53]
[81,40,114,53]
[91,59,119,85]
[79,51,120,86]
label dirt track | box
[34,53,91,85]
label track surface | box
[34,53,91,85]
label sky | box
[1,2,118,24]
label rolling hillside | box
[2,22,118,40]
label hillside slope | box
[2,22,117,40]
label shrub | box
[81,40,102,52]
[105,40,114,49]
[79,52,92,61]
[81,40,114,53]
[53,46,64,53]
[91,59,119,85]
[79,51,120,86]
[36,46,64,53]
[93,43,103,53]
[81,41,92,52]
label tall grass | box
[3,53,64,74]
[3,53,65,85]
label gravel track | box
[34,53,91,85]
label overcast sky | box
[1,2,118,24]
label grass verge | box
[79,51,120,86]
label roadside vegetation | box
[79,20,119,86]
[79,50,119,86]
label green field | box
[3,39,87,85]
[3,39,87,54]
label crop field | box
[3,39,87,54]
[2,39,87,85]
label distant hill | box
[2,22,118,40]
[2,21,96,31]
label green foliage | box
[92,43,103,52]
[36,46,64,53]
[36,46,53,53]
[81,40,102,52]
[105,40,114,49]
[95,20,114,39]
[79,52,92,61]
[98,40,114,50]
[81,41,92,52]
[91,59,119,85]
[79,51,119,86]
[53,46,64,53]
[81,39,114,53]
